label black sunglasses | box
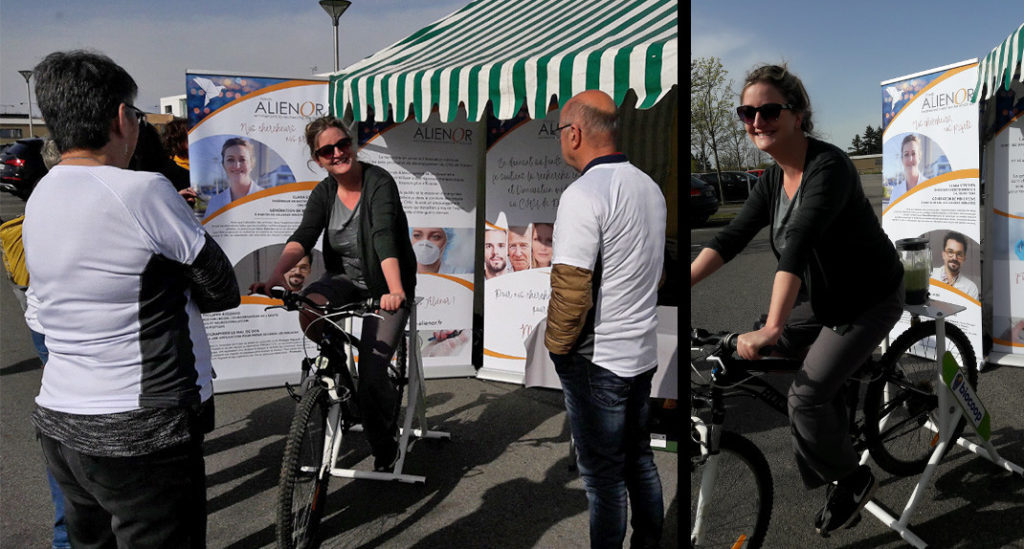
[315,137,353,159]
[124,104,147,125]
[736,103,793,124]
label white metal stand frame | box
[861,299,1024,548]
[322,297,450,484]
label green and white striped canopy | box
[973,21,1024,103]
[330,0,678,123]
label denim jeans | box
[30,329,68,549]
[554,353,663,549]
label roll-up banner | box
[355,109,480,378]
[186,72,329,392]
[982,74,1024,365]
[880,60,983,361]
[479,107,578,384]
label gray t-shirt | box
[327,196,367,289]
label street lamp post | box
[319,0,352,73]
[18,70,34,137]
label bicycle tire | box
[863,320,978,477]
[690,430,773,549]
[277,382,332,549]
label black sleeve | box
[287,179,329,253]
[185,234,240,313]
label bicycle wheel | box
[690,430,773,549]
[278,382,332,549]
[863,320,978,477]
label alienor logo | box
[193,76,226,107]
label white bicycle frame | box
[313,297,451,485]
[689,417,720,547]
[861,299,1024,548]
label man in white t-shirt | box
[545,90,666,548]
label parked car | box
[695,171,754,202]
[747,168,765,178]
[0,138,48,201]
[689,174,719,226]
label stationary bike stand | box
[860,299,1024,548]
[333,297,451,484]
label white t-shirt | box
[24,165,211,414]
[551,157,666,377]
[203,180,265,220]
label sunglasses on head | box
[736,103,793,124]
[315,137,353,159]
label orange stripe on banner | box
[883,63,976,137]
[202,181,319,224]
[992,209,1024,220]
[189,80,327,134]
[241,295,281,306]
[423,272,474,291]
[929,279,981,306]
[484,348,525,360]
[484,221,506,230]
[882,169,979,216]
[992,337,1024,348]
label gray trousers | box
[784,283,904,489]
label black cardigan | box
[288,162,416,299]
[707,138,902,326]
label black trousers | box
[305,273,408,461]
[39,433,206,549]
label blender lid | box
[895,237,929,251]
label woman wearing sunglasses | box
[250,115,416,472]
[690,64,904,536]
[203,137,264,219]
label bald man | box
[545,90,666,548]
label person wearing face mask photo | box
[203,137,264,220]
[410,227,448,273]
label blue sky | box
[691,1,1019,147]
[0,0,466,115]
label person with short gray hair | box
[25,49,239,548]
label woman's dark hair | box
[129,121,191,190]
[741,63,814,134]
[303,116,354,159]
[220,137,254,163]
[162,117,190,159]
[33,50,138,154]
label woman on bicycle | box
[690,64,905,536]
[251,115,416,472]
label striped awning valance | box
[330,0,678,122]
[973,21,1024,103]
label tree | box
[849,125,883,155]
[691,57,734,203]
[849,134,864,155]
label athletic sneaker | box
[814,465,877,536]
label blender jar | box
[895,237,930,305]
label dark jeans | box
[39,434,207,549]
[554,353,663,549]
[305,274,407,462]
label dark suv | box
[0,138,48,200]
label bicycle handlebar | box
[690,328,775,357]
[266,286,381,317]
